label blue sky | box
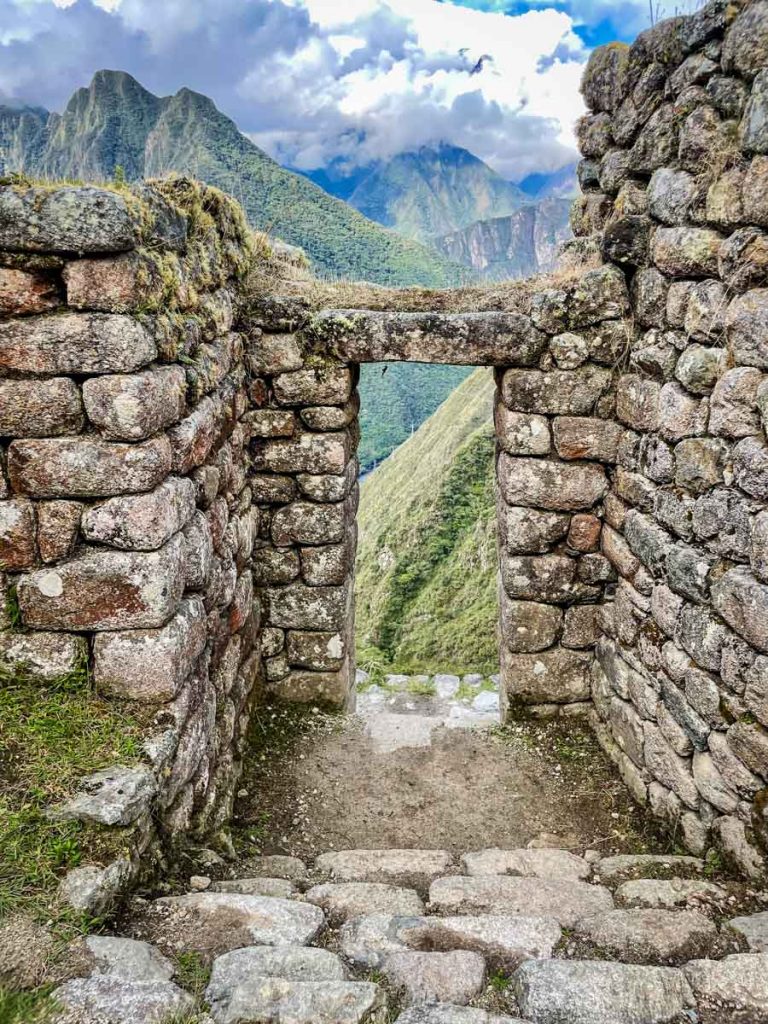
[0,0,674,180]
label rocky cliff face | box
[435,198,573,281]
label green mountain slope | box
[356,368,498,674]
[347,143,526,241]
[0,71,466,288]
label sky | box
[0,0,689,181]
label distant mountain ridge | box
[0,70,467,288]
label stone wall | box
[0,179,261,910]
[574,0,768,878]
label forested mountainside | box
[0,71,466,288]
[435,198,572,281]
[356,369,498,675]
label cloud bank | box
[0,0,633,180]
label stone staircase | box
[51,847,768,1023]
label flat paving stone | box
[428,875,613,928]
[573,908,718,965]
[728,910,768,951]
[340,913,561,970]
[52,975,195,1024]
[304,882,424,924]
[363,712,441,753]
[684,953,768,1021]
[207,977,385,1024]
[210,877,296,898]
[594,854,704,883]
[237,854,307,882]
[395,1009,523,1024]
[315,849,454,892]
[615,878,726,910]
[126,893,324,959]
[512,959,694,1024]
[461,848,590,881]
[382,950,486,1007]
[84,935,174,982]
[207,945,347,1008]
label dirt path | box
[232,680,667,863]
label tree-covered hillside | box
[356,368,498,675]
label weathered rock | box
[52,765,156,826]
[581,43,628,113]
[8,435,171,498]
[36,500,83,563]
[652,227,722,277]
[0,497,36,570]
[304,883,424,925]
[728,911,768,952]
[210,878,296,898]
[675,438,728,494]
[315,849,453,893]
[273,367,353,406]
[501,648,593,706]
[595,854,703,883]
[82,477,195,551]
[552,417,622,462]
[52,975,194,1024]
[513,959,693,1024]
[500,367,612,416]
[17,535,185,631]
[248,332,304,374]
[82,367,186,441]
[499,508,570,554]
[501,555,599,605]
[712,567,768,652]
[684,953,768,1019]
[240,855,308,883]
[272,501,345,547]
[461,849,589,882]
[675,344,727,395]
[130,893,325,959]
[0,266,59,316]
[167,396,222,474]
[616,877,725,910]
[393,1008,523,1024]
[383,951,485,1007]
[428,875,612,928]
[266,582,349,631]
[211,977,383,1024]
[728,288,768,368]
[253,433,351,475]
[500,601,563,653]
[85,935,174,983]
[647,168,696,225]
[0,378,84,438]
[286,630,346,671]
[574,908,717,965]
[0,312,156,375]
[495,407,551,456]
[742,68,768,154]
[498,455,608,512]
[0,630,86,681]
[710,367,763,437]
[206,946,346,1007]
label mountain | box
[520,162,579,199]
[435,198,573,282]
[356,368,498,675]
[0,71,467,288]
[345,144,527,241]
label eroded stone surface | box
[304,883,424,925]
[315,849,453,893]
[428,876,613,928]
[382,951,485,1007]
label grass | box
[0,987,59,1024]
[0,656,148,925]
[171,952,211,1001]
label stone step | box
[206,977,384,1024]
[593,853,705,884]
[428,875,614,928]
[340,913,561,971]
[304,881,425,924]
[236,854,308,883]
[125,892,325,959]
[512,959,694,1024]
[684,953,768,1022]
[393,1008,524,1024]
[84,935,175,983]
[52,975,196,1024]
[615,877,726,911]
[206,946,348,1008]
[210,876,297,898]
[382,950,486,1007]
[728,909,768,951]
[461,848,590,881]
[571,908,719,965]
[314,849,454,892]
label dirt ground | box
[231,691,670,863]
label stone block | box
[581,43,628,113]
[253,546,301,585]
[562,606,601,649]
[273,367,353,407]
[36,500,82,563]
[500,599,563,652]
[647,168,696,225]
[744,156,768,227]
[286,630,346,671]
[651,227,722,278]
[499,506,570,554]
[552,417,621,462]
[675,344,727,396]
[676,603,728,672]
[93,597,207,702]
[248,333,304,375]
[498,455,608,512]
[8,435,171,498]
[0,631,86,680]
[501,647,592,706]
[167,397,221,474]
[709,367,763,437]
[251,474,296,504]
[644,722,699,809]
[567,514,601,553]
[723,1,768,77]
[0,378,84,438]
[271,502,345,547]
[712,567,768,652]
[300,401,358,432]
[0,267,59,316]
[741,68,768,153]
[253,433,351,475]
[0,498,36,569]
[632,267,669,328]
[667,545,714,605]
[297,465,356,503]
[726,288,768,367]
[602,524,641,578]
[244,410,296,438]
[630,104,680,175]
[82,477,195,551]
[616,375,660,431]
[550,331,590,370]
[0,313,156,376]
[495,406,551,456]
[728,720,768,780]
[733,435,768,499]
[265,582,349,632]
[270,665,352,708]
[719,225,768,292]
[675,438,728,494]
[301,544,352,586]
[17,534,185,631]
[499,367,612,416]
[0,184,143,253]
[83,367,186,441]
[182,511,214,590]
[63,252,165,313]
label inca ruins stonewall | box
[2,0,768,911]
